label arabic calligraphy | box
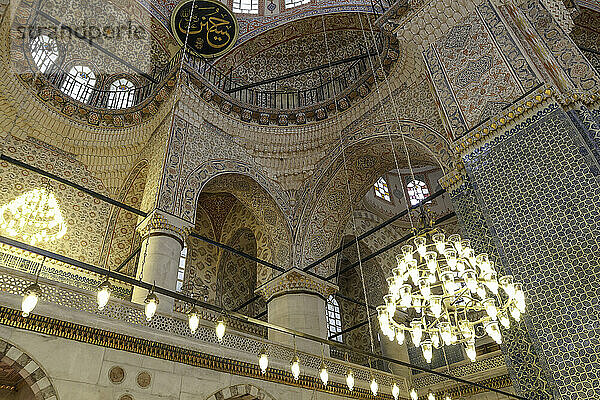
[171,0,238,58]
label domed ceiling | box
[215,13,382,91]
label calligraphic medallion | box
[171,0,239,58]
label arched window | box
[326,295,343,342]
[30,35,59,74]
[60,65,96,103]
[374,176,391,202]
[407,179,430,206]
[176,245,188,292]
[233,0,258,14]
[285,0,310,8]
[107,78,135,109]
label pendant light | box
[188,306,200,334]
[22,257,44,317]
[391,383,400,400]
[410,388,418,400]
[345,368,354,391]
[369,374,379,396]
[290,337,300,381]
[215,316,226,342]
[258,346,269,374]
[144,285,159,321]
[96,278,112,311]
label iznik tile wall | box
[461,102,600,399]
[449,180,554,399]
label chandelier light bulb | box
[396,328,405,345]
[458,320,473,340]
[408,260,419,284]
[414,236,427,257]
[484,271,499,294]
[483,298,498,320]
[384,294,396,317]
[432,232,445,253]
[514,283,526,313]
[430,295,442,318]
[499,275,515,298]
[510,305,522,321]
[21,283,41,317]
[499,312,511,329]
[466,340,476,362]
[319,361,328,386]
[485,321,502,344]
[428,392,436,400]
[188,307,200,334]
[418,278,431,300]
[96,279,112,311]
[463,269,478,293]
[424,251,437,273]
[410,388,418,400]
[370,376,379,396]
[441,271,456,296]
[402,244,414,262]
[258,347,269,374]
[422,340,433,363]
[346,368,354,391]
[448,234,461,253]
[410,320,423,346]
[439,321,452,345]
[476,283,487,299]
[431,331,440,348]
[215,318,226,342]
[392,383,400,400]
[144,291,159,321]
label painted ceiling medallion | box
[171,0,239,58]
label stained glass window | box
[60,65,96,103]
[233,0,258,14]
[30,35,59,74]
[285,0,310,9]
[326,295,343,342]
[176,245,188,292]
[107,78,135,109]
[407,179,430,206]
[374,176,391,202]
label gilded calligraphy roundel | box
[171,0,239,58]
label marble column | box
[255,268,338,354]
[132,210,193,315]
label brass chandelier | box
[378,214,526,363]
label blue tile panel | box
[450,182,554,399]
[461,102,600,399]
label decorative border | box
[0,305,392,400]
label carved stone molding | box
[255,268,338,302]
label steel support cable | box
[0,234,526,400]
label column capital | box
[136,209,193,246]
[255,268,338,302]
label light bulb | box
[485,321,502,344]
[258,347,269,374]
[424,251,437,273]
[483,298,498,320]
[216,318,226,342]
[431,232,446,254]
[466,340,476,362]
[499,312,510,329]
[384,294,396,317]
[144,291,159,321]
[392,382,400,400]
[439,321,452,345]
[408,260,419,284]
[458,320,473,340]
[431,331,440,348]
[484,272,499,295]
[428,392,436,400]
[422,340,433,363]
[441,271,456,296]
[401,244,414,262]
[396,328,405,345]
[476,283,487,299]
[510,305,521,321]
[444,249,457,269]
[429,295,442,318]
[96,279,112,311]
[410,320,423,346]
[21,283,41,317]
[188,307,200,333]
[400,284,412,308]
[414,236,427,257]
[514,283,526,313]
[463,269,477,293]
[410,388,418,400]
[370,377,379,396]
[290,354,300,380]
[319,361,328,386]
[346,368,354,391]
[499,275,515,298]
[419,278,431,300]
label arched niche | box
[0,338,58,399]
[295,134,444,277]
[204,384,277,400]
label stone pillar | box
[255,268,338,354]
[132,210,192,315]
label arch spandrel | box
[205,384,277,400]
